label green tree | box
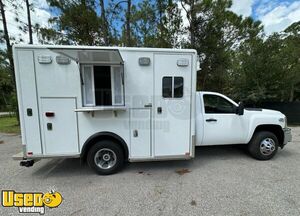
[230,21,300,104]
[99,0,110,45]
[133,0,157,47]
[0,0,13,73]
[282,21,300,101]
[155,0,182,48]
[25,0,33,44]
[232,35,284,103]
[114,0,134,46]
[39,0,104,45]
[0,51,14,111]
[183,0,263,93]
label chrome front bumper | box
[283,128,292,145]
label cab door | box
[201,93,247,145]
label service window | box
[203,94,236,114]
[162,76,184,98]
[81,65,124,106]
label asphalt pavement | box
[0,127,299,216]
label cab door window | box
[203,94,236,114]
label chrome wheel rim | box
[260,138,276,156]
[94,148,117,169]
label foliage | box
[38,0,104,45]
[154,0,183,48]
[230,22,300,103]
[181,0,264,94]
[0,50,14,112]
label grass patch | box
[0,116,20,134]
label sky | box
[1,0,300,46]
[231,0,300,34]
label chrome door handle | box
[206,118,217,122]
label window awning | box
[50,48,124,65]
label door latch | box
[144,103,152,108]
[27,108,32,116]
[47,123,53,131]
[133,130,138,137]
[157,107,162,114]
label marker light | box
[177,58,189,67]
[38,55,52,64]
[56,55,71,65]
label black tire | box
[87,140,124,175]
[248,131,279,160]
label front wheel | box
[248,131,279,160]
[87,140,124,175]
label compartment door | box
[41,98,79,155]
[16,50,42,155]
[130,109,151,158]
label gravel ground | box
[0,127,299,216]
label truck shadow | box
[32,145,251,178]
[125,145,249,172]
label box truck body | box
[13,45,197,173]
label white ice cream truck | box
[12,45,292,174]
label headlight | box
[279,116,287,128]
[284,116,288,128]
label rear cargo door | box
[40,98,79,155]
[153,54,192,157]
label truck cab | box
[196,91,292,160]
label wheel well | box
[253,125,284,147]
[81,132,129,161]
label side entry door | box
[201,93,247,145]
[154,54,192,157]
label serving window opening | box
[81,65,124,107]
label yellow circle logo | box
[42,191,62,208]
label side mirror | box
[236,102,244,115]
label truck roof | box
[13,44,197,54]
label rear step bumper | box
[12,152,24,160]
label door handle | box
[47,123,53,130]
[206,118,217,122]
[144,103,152,108]
[133,130,138,137]
[157,107,162,114]
[27,108,32,116]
